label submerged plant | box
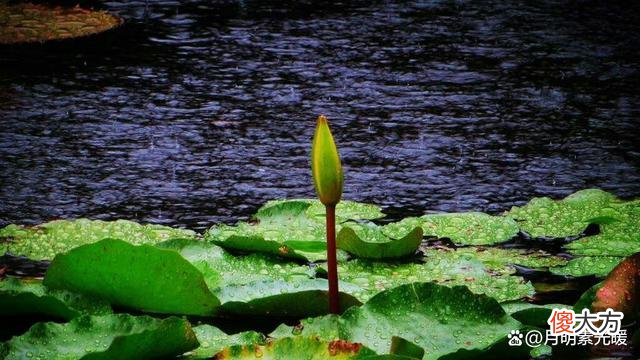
[311,115,344,314]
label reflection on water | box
[0,0,639,231]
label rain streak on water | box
[0,0,639,231]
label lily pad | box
[407,212,519,246]
[550,256,622,277]
[43,239,220,316]
[441,247,567,270]
[0,219,196,260]
[158,239,317,289]
[258,199,384,222]
[0,3,123,44]
[0,314,198,359]
[207,199,386,262]
[506,189,622,238]
[206,201,327,261]
[271,283,526,360]
[186,325,265,359]
[215,336,376,359]
[330,247,564,302]
[565,201,640,257]
[160,239,360,317]
[337,222,423,259]
[305,200,385,222]
[0,277,111,320]
[214,279,361,317]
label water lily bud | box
[311,115,343,206]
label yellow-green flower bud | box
[311,115,343,206]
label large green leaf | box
[337,222,423,259]
[506,189,622,238]
[0,314,198,359]
[186,325,265,359]
[0,219,196,260]
[304,200,385,222]
[391,213,519,246]
[258,199,385,223]
[214,279,361,317]
[0,278,110,320]
[206,199,385,262]
[330,247,564,302]
[550,256,622,277]
[43,239,220,316]
[564,201,640,257]
[271,283,526,360]
[206,201,327,261]
[158,239,317,289]
[215,336,376,359]
[161,239,361,317]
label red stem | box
[326,205,339,314]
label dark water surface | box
[1,0,639,231]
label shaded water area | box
[1,0,640,231]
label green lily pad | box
[160,239,360,317]
[214,279,361,317]
[271,283,526,360]
[206,201,327,261]
[215,336,376,359]
[158,239,317,289]
[402,212,520,245]
[564,201,640,256]
[304,200,385,222]
[0,278,111,320]
[440,247,567,270]
[331,247,564,303]
[337,222,423,259]
[43,239,220,316]
[0,3,123,45]
[550,256,622,277]
[506,189,622,238]
[0,314,198,359]
[206,199,386,262]
[0,219,196,260]
[258,199,384,222]
[186,325,265,359]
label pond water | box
[1,0,639,231]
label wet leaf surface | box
[215,336,376,359]
[0,277,110,320]
[565,200,640,257]
[550,256,622,278]
[337,222,423,259]
[43,239,220,316]
[207,200,386,262]
[270,283,526,359]
[386,213,519,246]
[507,189,623,239]
[160,239,361,317]
[329,247,565,302]
[187,325,265,359]
[0,219,196,260]
[0,314,198,359]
